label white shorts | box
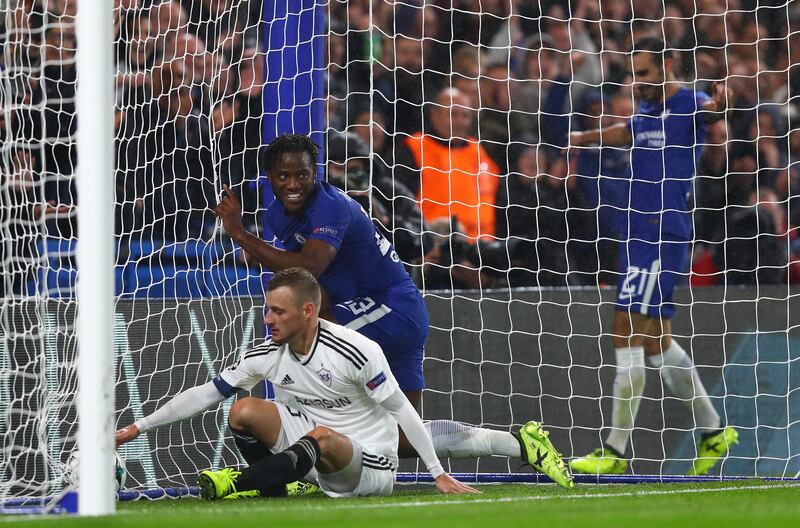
[272,402,396,497]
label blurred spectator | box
[0,147,72,296]
[417,218,497,290]
[477,61,530,174]
[183,0,259,51]
[435,0,508,53]
[715,187,788,285]
[223,46,265,230]
[48,0,76,23]
[117,57,215,241]
[570,91,632,284]
[152,0,189,55]
[326,130,426,266]
[41,22,77,178]
[164,32,211,93]
[726,152,760,209]
[324,3,372,129]
[512,33,557,144]
[495,146,579,287]
[751,110,787,189]
[727,59,760,140]
[450,46,481,113]
[351,110,390,162]
[560,1,603,103]
[394,87,500,241]
[374,34,438,136]
[351,109,393,179]
[115,9,156,109]
[782,129,800,229]
[693,121,729,245]
[664,3,691,50]
[512,31,575,148]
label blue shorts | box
[615,238,689,319]
[331,282,429,392]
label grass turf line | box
[2,481,798,527]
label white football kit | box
[214,319,405,495]
[134,318,443,497]
[217,320,401,460]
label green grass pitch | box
[3,481,798,527]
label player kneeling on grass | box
[117,268,483,498]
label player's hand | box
[115,424,140,447]
[710,81,732,112]
[213,184,246,239]
[434,473,480,494]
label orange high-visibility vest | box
[404,133,500,240]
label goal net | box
[1,0,799,505]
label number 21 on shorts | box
[619,260,660,301]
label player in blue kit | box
[568,37,738,475]
[213,134,573,488]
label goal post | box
[75,0,115,516]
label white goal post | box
[74,0,115,516]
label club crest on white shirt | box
[317,367,332,387]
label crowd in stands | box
[2,0,263,295]
[331,0,800,289]
[2,0,799,296]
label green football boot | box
[515,421,574,489]
[688,426,739,476]
[223,489,261,499]
[287,481,320,496]
[198,467,260,500]
[569,447,627,475]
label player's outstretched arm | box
[381,389,479,494]
[115,382,226,447]
[569,122,632,148]
[212,184,337,277]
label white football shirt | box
[215,319,401,462]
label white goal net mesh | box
[1,0,799,501]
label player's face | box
[269,151,316,216]
[264,286,308,345]
[631,53,666,103]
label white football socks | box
[424,420,522,459]
[648,340,721,432]
[605,346,646,456]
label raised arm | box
[380,389,479,494]
[115,381,226,447]
[569,122,632,148]
[701,82,733,124]
[213,184,337,277]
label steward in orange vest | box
[402,133,499,240]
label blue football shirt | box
[265,180,413,303]
[576,146,631,239]
[628,86,710,240]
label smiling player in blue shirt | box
[213,134,573,488]
[568,36,738,475]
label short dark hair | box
[632,36,672,70]
[267,267,321,308]
[260,134,319,174]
